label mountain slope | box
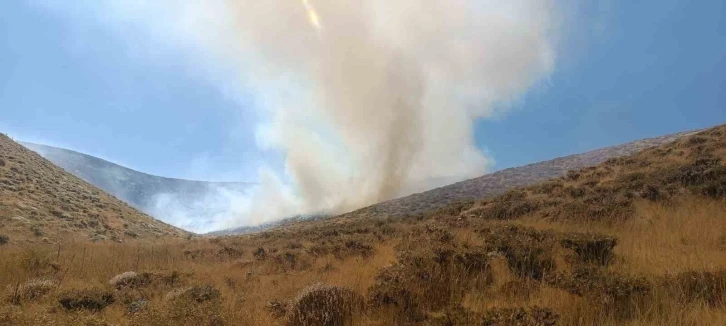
[20,142,252,231]
[20,128,696,235]
[212,129,696,235]
[345,129,697,218]
[0,134,189,244]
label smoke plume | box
[37,0,563,230]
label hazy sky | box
[2,0,725,183]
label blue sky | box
[2,0,725,182]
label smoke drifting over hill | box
[37,0,563,229]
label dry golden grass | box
[0,198,724,325]
[518,197,726,276]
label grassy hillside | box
[349,129,694,218]
[1,125,725,325]
[0,134,189,244]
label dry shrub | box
[109,271,147,289]
[434,200,475,216]
[267,299,288,318]
[559,232,618,265]
[479,225,556,280]
[305,236,377,260]
[166,285,220,303]
[368,246,491,323]
[161,285,226,326]
[109,270,182,290]
[426,305,559,326]
[253,247,267,260]
[473,190,542,220]
[499,278,541,300]
[273,251,305,271]
[666,270,726,307]
[344,240,375,258]
[216,246,244,259]
[547,266,650,319]
[57,287,115,311]
[425,305,482,325]
[481,306,559,326]
[19,247,57,277]
[286,283,364,326]
[7,278,57,303]
[368,264,425,323]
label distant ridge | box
[20,142,252,231]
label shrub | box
[30,225,43,237]
[479,226,556,280]
[166,286,224,322]
[499,279,540,300]
[166,285,220,303]
[435,201,475,216]
[267,299,288,318]
[559,232,618,265]
[343,240,374,258]
[667,271,726,306]
[253,247,267,260]
[164,285,225,326]
[109,271,148,290]
[481,306,559,326]
[7,279,57,303]
[547,266,650,319]
[566,170,581,181]
[127,299,148,313]
[368,246,492,322]
[368,265,425,323]
[217,246,243,259]
[286,283,364,326]
[0,235,8,245]
[58,288,115,311]
[426,305,482,326]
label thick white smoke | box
[36,0,563,230]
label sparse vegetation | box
[57,287,115,311]
[6,279,57,304]
[0,133,188,244]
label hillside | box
[21,131,692,236]
[349,129,696,218]
[0,134,189,244]
[1,125,724,326]
[21,142,251,231]
[214,130,694,235]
